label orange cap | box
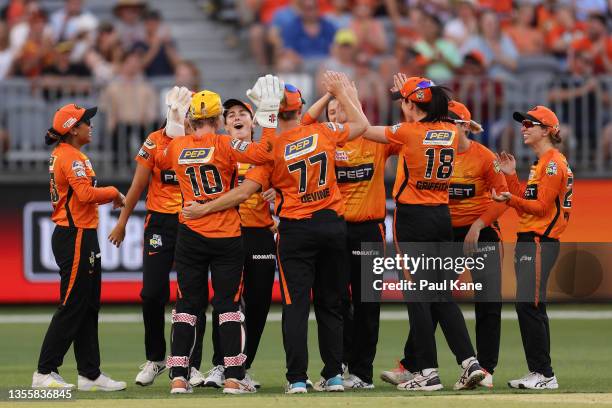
[52,104,97,136]
[280,84,304,113]
[513,105,559,131]
[399,77,435,103]
[448,100,483,134]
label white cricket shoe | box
[245,371,261,388]
[223,377,257,394]
[397,369,443,391]
[32,371,74,389]
[479,370,493,388]
[170,376,192,394]
[78,373,126,391]
[343,374,375,389]
[380,362,413,385]
[203,365,225,388]
[454,358,486,390]
[508,372,559,390]
[135,360,165,386]
[189,367,205,387]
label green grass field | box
[1,304,611,407]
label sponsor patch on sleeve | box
[390,123,402,134]
[144,138,156,149]
[178,147,214,164]
[284,134,318,160]
[49,156,55,170]
[423,130,455,146]
[230,138,249,152]
[493,159,501,173]
[138,148,151,160]
[72,160,86,177]
[546,160,558,176]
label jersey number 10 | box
[185,165,224,196]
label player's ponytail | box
[414,86,451,123]
[45,128,63,146]
[549,128,562,145]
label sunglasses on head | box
[285,84,300,93]
[406,80,435,99]
[522,120,546,129]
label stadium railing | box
[0,74,610,183]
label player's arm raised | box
[183,179,263,219]
[302,92,333,125]
[323,71,368,140]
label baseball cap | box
[223,99,253,118]
[52,104,97,136]
[189,90,223,119]
[280,84,305,113]
[334,28,357,46]
[513,105,559,131]
[448,100,483,133]
[391,77,435,102]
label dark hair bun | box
[45,128,61,145]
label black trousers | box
[342,220,384,384]
[277,210,347,383]
[211,226,276,369]
[169,225,245,380]
[141,211,204,368]
[37,226,102,380]
[452,224,502,374]
[395,204,475,372]
[515,232,560,378]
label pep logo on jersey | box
[178,147,214,165]
[423,130,455,146]
[284,134,318,160]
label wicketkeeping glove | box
[165,86,192,138]
[253,75,284,128]
[246,76,265,108]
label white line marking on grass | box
[1,310,612,324]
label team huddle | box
[33,70,573,395]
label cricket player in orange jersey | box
[300,89,401,389]
[446,100,508,387]
[201,99,277,389]
[107,87,207,387]
[358,75,485,391]
[33,104,126,391]
[156,89,274,395]
[181,72,368,393]
[492,106,573,390]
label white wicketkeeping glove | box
[165,86,192,138]
[253,74,285,128]
[246,76,265,108]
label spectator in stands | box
[276,0,337,71]
[39,41,91,100]
[569,12,612,74]
[504,1,545,56]
[325,0,351,29]
[99,49,158,165]
[349,0,387,58]
[84,22,123,83]
[379,37,426,94]
[174,60,201,91]
[1,0,31,27]
[315,28,357,93]
[49,0,98,42]
[387,3,424,43]
[444,0,479,47]
[413,12,462,82]
[133,9,179,77]
[0,22,14,79]
[545,4,586,60]
[113,0,146,50]
[12,9,53,78]
[247,0,292,67]
[9,1,52,52]
[461,10,518,80]
[354,51,387,125]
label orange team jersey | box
[157,133,268,238]
[385,121,459,205]
[505,148,573,239]
[449,141,508,228]
[237,162,274,228]
[49,143,118,228]
[135,129,182,214]
[245,122,349,219]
